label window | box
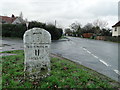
[115,27,117,31]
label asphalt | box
[51,37,120,82]
[1,37,120,82]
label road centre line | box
[82,47,110,67]
[83,47,120,75]
[87,50,91,54]
[99,59,109,67]
[92,54,99,59]
[114,70,120,75]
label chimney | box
[12,14,15,18]
[11,14,15,23]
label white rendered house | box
[12,17,25,24]
[112,21,120,37]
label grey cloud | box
[1,0,118,28]
[86,1,118,17]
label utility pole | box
[25,18,29,30]
[118,1,120,21]
[55,20,56,27]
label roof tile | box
[0,16,16,23]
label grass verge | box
[1,50,120,88]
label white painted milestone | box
[23,28,51,80]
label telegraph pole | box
[55,20,56,27]
[118,1,120,21]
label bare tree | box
[70,21,81,32]
[64,28,72,36]
[93,19,108,29]
[82,23,95,33]
[70,21,82,36]
[83,23,93,31]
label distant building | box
[112,1,120,37]
[0,13,25,24]
[0,15,16,24]
[112,21,120,37]
[12,17,25,24]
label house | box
[0,13,25,24]
[0,15,16,24]
[112,21,120,37]
[12,17,25,24]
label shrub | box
[28,21,63,40]
[44,24,63,40]
[2,24,27,38]
[2,21,63,40]
[28,21,46,29]
[105,36,119,42]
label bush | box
[44,24,63,40]
[28,21,46,29]
[105,36,120,42]
[2,21,63,40]
[2,24,27,38]
[28,21,63,40]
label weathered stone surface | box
[23,28,51,80]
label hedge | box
[2,24,27,38]
[2,21,63,40]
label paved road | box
[0,37,23,52]
[51,37,120,82]
[1,37,120,82]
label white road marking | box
[91,54,94,56]
[99,59,109,67]
[82,47,111,67]
[92,54,99,59]
[83,48,87,51]
[114,70,120,75]
[87,50,91,54]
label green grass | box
[0,56,2,90]
[1,50,120,88]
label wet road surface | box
[51,37,120,82]
[1,37,120,82]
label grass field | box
[1,50,120,88]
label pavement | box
[0,37,120,82]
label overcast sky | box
[1,0,119,29]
